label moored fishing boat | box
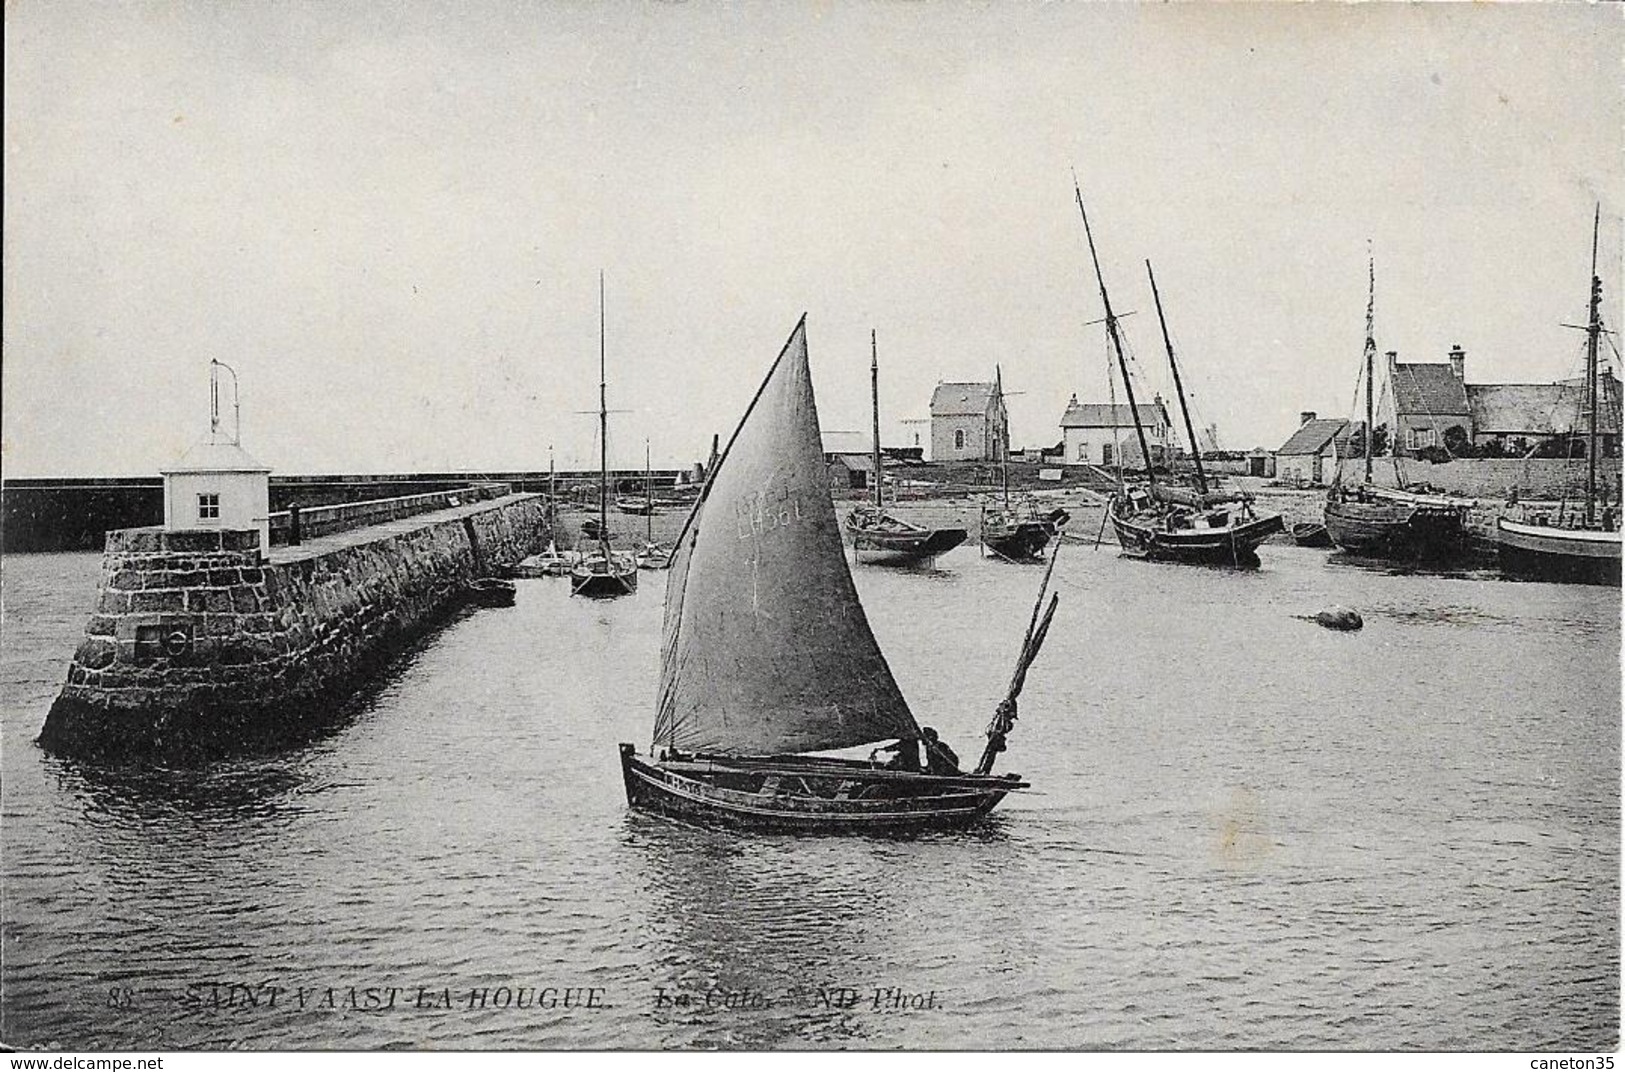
[1072,184,1282,565]
[1324,255,1473,561]
[980,366,1069,561]
[1496,208,1622,587]
[619,317,1059,833]
[571,275,638,599]
[845,330,968,566]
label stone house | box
[826,452,877,492]
[930,378,1008,462]
[1058,394,1173,468]
[1381,346,1473,457]
[1273,413,1354,486]
[1467,372,1622,457]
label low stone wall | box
[268,482,511,545]
[1331,457,1622,502]
[39,494,548,760]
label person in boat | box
[920,727,961,776]
[876,735,921,772]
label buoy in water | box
[1311,607,1363,631]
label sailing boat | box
[1496,209,1623,586]
[618,318,1058,832]
[845,330,969,566]
[980,368,1070,560]
[1073,186,1283,565]
[571,275,639,598]
[525,447,580,576]
[1323,256,1473,560]
[636,439,674,570]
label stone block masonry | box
[39,493,549,761]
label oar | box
[976,540,1063,775]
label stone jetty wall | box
[39,494,548,760]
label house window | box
[1101,442,1113,466]
[198,493,220,521]
[1077,442,1088,461]
[954,429,965,451]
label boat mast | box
[599,272,609,553]
[1586,205,1601,526]
[997,364,1010,508]
[1073,180,1156,492]
[645,438,654,545]
[1146,261,1207,496]
[871,329,883,509]
[1364,255,1375,486]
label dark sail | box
[652,320,921,756]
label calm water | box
[1,546,1617,1050]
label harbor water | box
[1,545,1617,1050]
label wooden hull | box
[1496,517,1622,586]
[617,499,655,516]
[1323,497,1469,560]
[982,521,1054,561]
[571,562,638,597]
[1110,510,1284,565]
[618,745,1020,833]
[849,523,968,566]
[1291,522,1333,548]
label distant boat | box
[616,497,655,516]
[845,330,968,565]
[618,317,1059,832]
[980,380,1069,560]
[1496,208,1622,586]
[635,440,673,571]
[1072,186,1283,565]
[571,275,639,599]
[1324,255,1473,561]
[1291,522,1333,548]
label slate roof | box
[1276,417,1352,456]
[1468,378,1622,436]
[1390,361,1470,416]
[930,382,999,417]
[161,437,271,473]
[826,452,877,473]
[1059,401,1171,429]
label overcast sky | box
[4,2,1620,476]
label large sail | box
[652,319,921,756]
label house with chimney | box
[1380,345,1473,457]
[1059,394,1174,469]
[1273,413,1357,486]
[1381,344,1622,459]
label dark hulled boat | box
[619,318,1059,833]
[571,274,639,599]
[982,503,1069,561]
[1323,255,1473,562]
[1291,521,1333,548]
[845,330,968,566]
[1110,484,1285,565]
[1072,186,1283,566]
[1495,209,1623,586]
[1324,484,1471,560]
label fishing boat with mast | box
[845,330,968,566]
[980,367,1070,560]
[618,317,1058,832]
[1324,257,1473,560]
[1496,209,1622,586]
[571,275,639,599]
[1072,185,1282,565]
[524,447,579,577]
[636,439,674,570]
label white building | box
[1058,394,1173,468]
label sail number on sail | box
[734,485,806,541]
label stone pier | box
[39,493,549,760]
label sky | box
[4,1,1621,476]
